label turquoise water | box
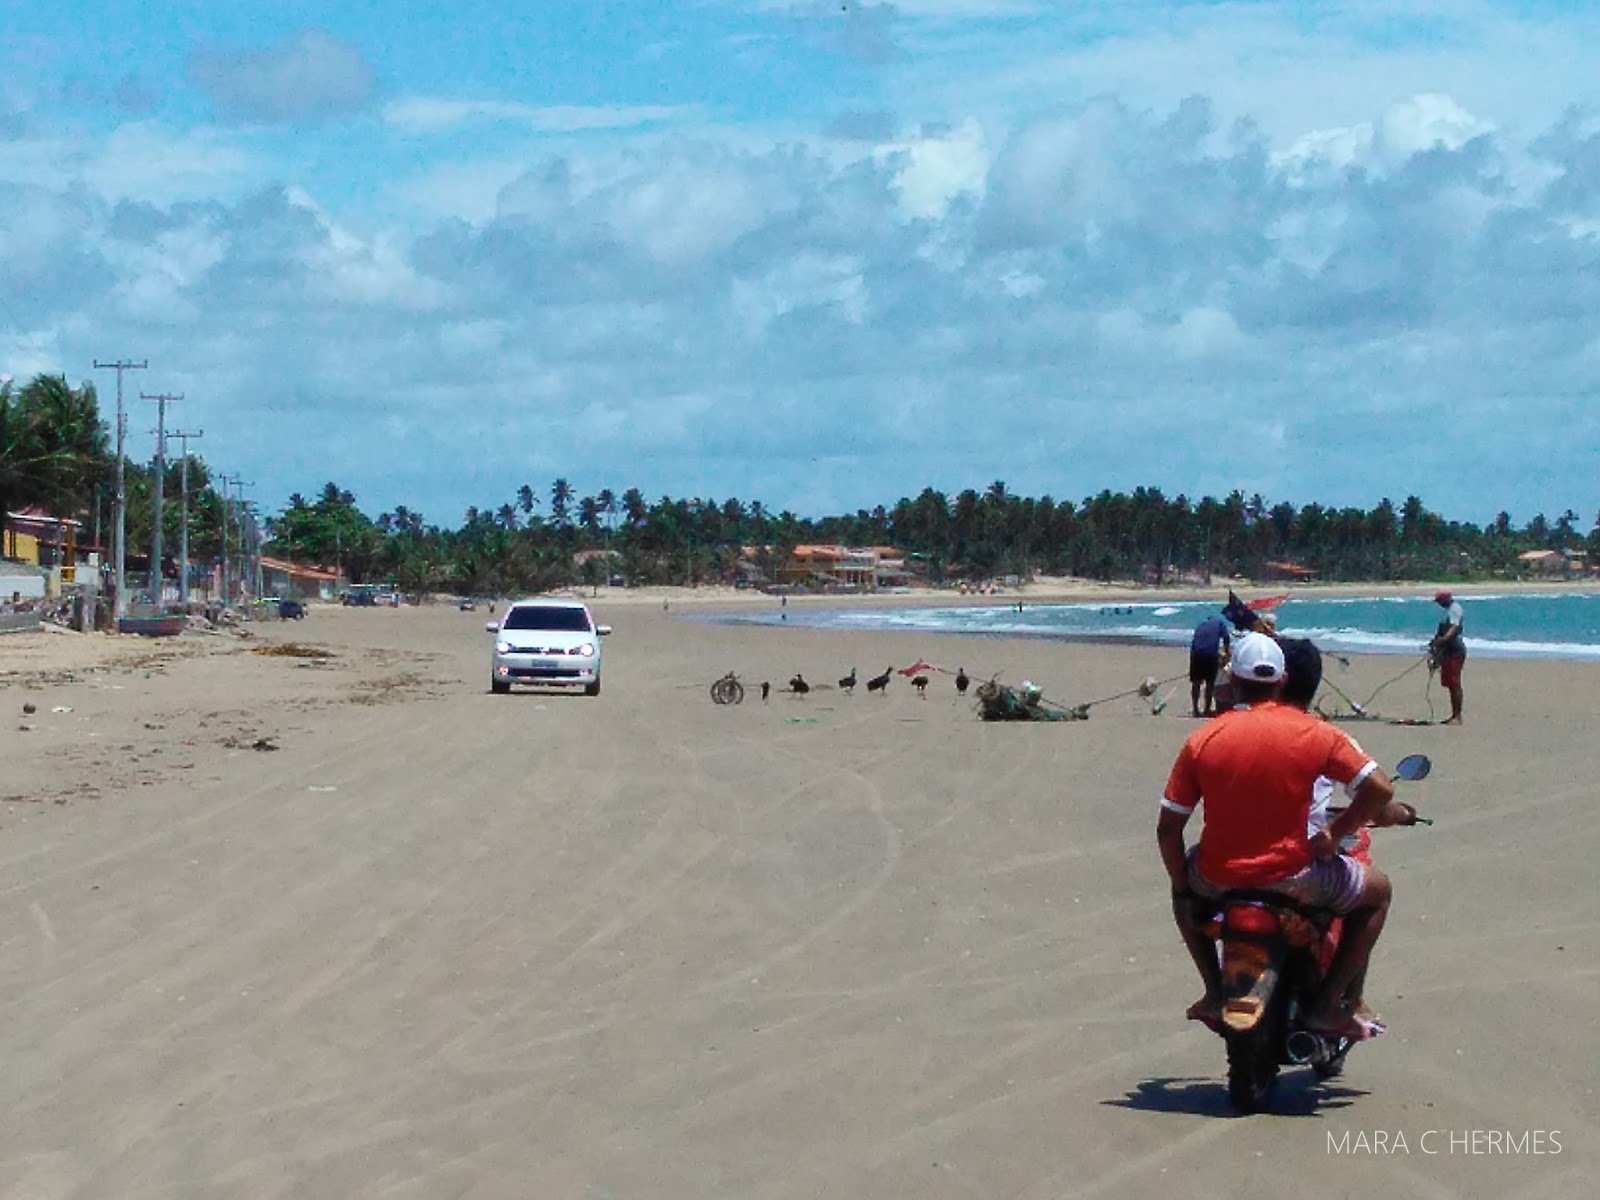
[722,592,1600,661]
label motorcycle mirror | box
[1394,753,1431,782]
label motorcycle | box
[1195,753,1431,1113]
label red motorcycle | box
[1197,754,1431,1113]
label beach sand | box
[1,599,1595,1198]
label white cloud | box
[881,117,989,218]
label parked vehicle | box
[278,599,306,620]
[487,598,611,696]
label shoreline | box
[559,575,1600,609]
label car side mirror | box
[485,621,500,633]
[596,625,613,636]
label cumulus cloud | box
[8,80,1600,520]
[188,30,375,125]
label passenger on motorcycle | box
[1157,633,1397,1040]
[1279,637,1420,844]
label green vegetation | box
[4,372,1595,592]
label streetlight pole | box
[168,429,203,607]
[93,358,147,620]
[141,392,181,606]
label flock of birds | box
[779,665,972,700]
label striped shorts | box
[1189,849,1368,915]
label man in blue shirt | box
[1189,613,1232,716]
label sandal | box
[1186,998,1225,1035]
[1306,1012,1387,1042]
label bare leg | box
[1173,895,1222,1025]
[1307,868,1391,1028]
[1444,683,1463,724]
[1190,680,1203,717]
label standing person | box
[1188,612,1232,717]
[1157,633,1397,1038]
[1428,590,1466,725]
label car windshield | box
[501,606,592,632]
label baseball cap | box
[1434,590,1453,604]
[1229,632,1286,682]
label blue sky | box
[4,1,1599,527]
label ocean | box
[720,591,1600,662]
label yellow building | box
[3,507,87,587]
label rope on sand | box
[1074,670,1188,714]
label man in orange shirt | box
[1157,633,1396,1037]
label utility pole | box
[231,480,255,607]
[218,472,236,605]
[168,429,203,607]
[93,358,147,620]
[141,392,181,606]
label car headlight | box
[494,640,512,654]
[573,643,596,657]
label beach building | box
[776,545,914,591]
[259,556,341,601]
[1516,549,1578,577]
[2,507,97,591]
[1260,560,1318,583]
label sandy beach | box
[1,597,1595,1198]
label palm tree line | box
[5,373,1595,596]
[270,479,1599,598]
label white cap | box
[1230,632,1285,682]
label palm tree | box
[550,478,573,529]
[0,374,109,550]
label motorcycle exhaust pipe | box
[1285,1029,1327,1065]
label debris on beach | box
[973,679,1086,722]
[21,702,36,715]
[253,643,334,659]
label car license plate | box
[527,657,558,670]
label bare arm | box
[1157,807,1193,893]
[1325,769,1393,845]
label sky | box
[3,0,1600,528]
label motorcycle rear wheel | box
[1313,1041,1352,1079]
[1226,1034,1280,1113]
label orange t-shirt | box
[1163,701,1377,887]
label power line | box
[93,358,147,621]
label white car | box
[488,598,611,696]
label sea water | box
[720,591,1600,662]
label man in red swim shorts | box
[1429,591,1466,724]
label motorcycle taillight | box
[1223,904,1282,936]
